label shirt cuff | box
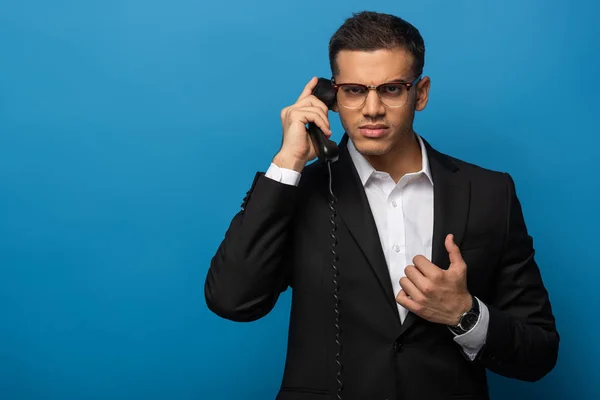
[452,297,489,361]
[265,163,301,186]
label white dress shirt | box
[264,135,489,360]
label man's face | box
[333,47,430,158]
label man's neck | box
[364,131,423,183]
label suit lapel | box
[326,136,401,321]
[399,139,471,335]
[428,144,471,270]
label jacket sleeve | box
[478,173,559,381]
[204,172,298,322]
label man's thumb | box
[445,234,464,267]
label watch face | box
[461,312,479,330]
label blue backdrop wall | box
[1,0,598,399]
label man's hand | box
[396,234,473,326]
[273,76,333,173]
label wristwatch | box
[449,295,480,335]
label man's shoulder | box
[450,154,506,178]
[432,145,510,185]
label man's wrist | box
[449,294,479,335]
[272,152,306,173]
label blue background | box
[1,0,598,398]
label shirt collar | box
[347,134,434,187]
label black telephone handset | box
[308,77,339,163]
[310,78,343,399]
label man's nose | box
[362,89,385,117]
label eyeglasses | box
[332,75,422,109]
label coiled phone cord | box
[327,160,343,400]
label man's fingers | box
[396,289,420,312]
[294,94,330,116]
[288,107,331,135]
[404,264,431,294]
[399,276,424,303]
[412,254,442,280]
[296,76,319,102]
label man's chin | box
[353,139,392,157]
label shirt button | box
[393,245,400,253]
[391,200,397,207]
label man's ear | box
[415,76,431,111]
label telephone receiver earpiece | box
[308,77,339,163]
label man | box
[204,11,559,400]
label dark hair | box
[328,11,425,78]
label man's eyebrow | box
[384,77,411,83]
[336,76,412,85]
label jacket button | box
[393,340,404,352]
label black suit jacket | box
[205,135,559,400]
